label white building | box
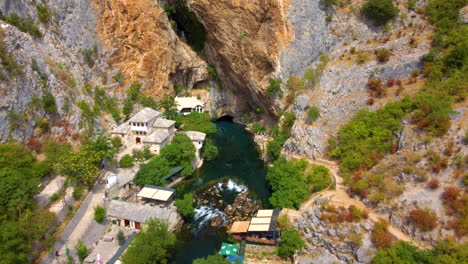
[183,131,206,168]
[111,108,176,154]
[175,96,204,115]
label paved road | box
[41,183,107,264]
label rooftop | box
[153,118,176,128]
[108,200,178,225]
[175,97,204,111]
[183,131,206,141]
[128,107,161,123]
[230,221,250,233]
[111,123,130,134]
[137,185,176,202]
[143,129,170,144]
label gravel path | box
[282,152,422,248]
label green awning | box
[219,243,239,256]
[163,166,183,180]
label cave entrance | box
[217,115,234,122]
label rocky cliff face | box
[0,0,104,142]
[0,0,209,142]
[95,0,208,96]
[189,0,292,121]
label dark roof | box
[163,166,183,180]
[144,185,176,192]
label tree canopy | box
[267,157,309,209]
[133,156,171,186]
[160,133,196,175]
[192,254,231,264]
[175,193,195,219]
[177,112,216,134]
[361,0,399,26]
[121,219,176,264]
[277,227,306,258]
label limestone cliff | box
[189,0,292,121]
[95,0,208,96]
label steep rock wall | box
[189,0,292,121]
[95,0,208,96]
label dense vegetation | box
[119,154,135,168]
[193,254,231,264]
[176,112,216,134]
[267,158,332,209]
[266,111,296,161]
[202,139,219,161]
[175,193,195,219]
[361,0,399,26]
[134,134,196,186]
[277,227,306,258]
[372,240,467,264]
[1,13,42,38]
[121,219,176,264]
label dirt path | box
[281,151,421,248]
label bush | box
[4,13,42,37]
[72,186,84,200]
[36,4,50,23]
[277,227,306,258]
[175,193,195,219]
[119,154,134,168]
[356,51,370,64]
[117,230,125,246]
[375,48,391,62]
[266,78,283,97]
[371,219,394,249]
[361,0,399,26]
[94,205,106,223]
[193,254,231,264]
[133,156,170,186]
[426,178,440,189]
[202,139,218,161]
[372,241,432,264]
[306,106,320,124]
[42,92,57,115]
[367,78,385,97]
[409,208,438,231]
[50,193,60,202]
[76,240,88,262]
[177,112,216,134]
[306,165,332,192]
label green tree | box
[361,0,399,26]
[266,78,283,97]
[267,157,309,209]
[120,154,135,168]
[42,92,57,115]
[94,206,106,223]
[121,219,176,264]
[277,227,306,258]
[177,112,216,134]
[55,149,101,187]
[306,165,332,192]
[133,156,171,186]
[306,106,320,124]
[0,220,29,264]
[193,254,231,264]
[175,193,195,219]
[76,240,89,262]
[158,94,178,119]
[202,139,218,161]
[160,134,196,175]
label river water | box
[171,119,271,263]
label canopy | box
[227,255,244,263]
[219,243,239,256]
[230,221,250,233]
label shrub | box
[50,193,60,202]
[36,4,50,23]
[356,51,370,64]
[286,75,306,92]
[277,227,306,258]
[306,106,320,124]
[426,178,440,189]
[349,233,363,246]
[306,165,332,192]
[119,154,134,168]
[386,78,395,87]
[27,137,42,153]
[202,139,218,161]
[42,92,57,115]
[367,78,385,97]
[94,205,106,223]
[76,240,88,263]
[371,219,394,249]
[175,193,195,219]
[82,46,98,68]
[4,13,42,37]
[409,208,438,231]
[72,186,84,200]
[266,78,283,97]
[367,97,375,105]
[117,230,125,246]
[361,0,399,26]
[375,48,391,62]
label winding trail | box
[281,151,422,248]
